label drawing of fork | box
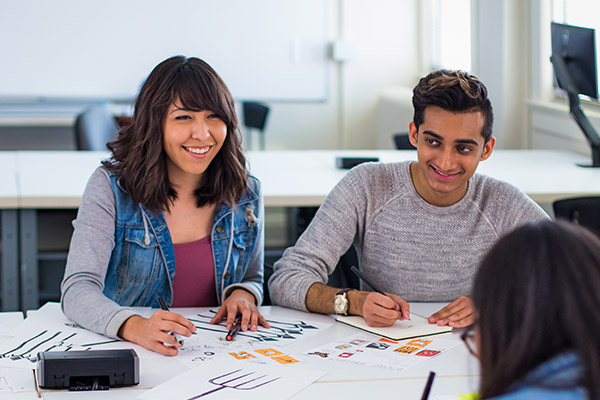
[187,368,280,399]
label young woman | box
[61,56,268,356]
[467,220,600,399]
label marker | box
[157,297,184,345]
[350,265,410,320]
[226,315,242,341]
[420,371,436,400]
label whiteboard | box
[0,0,330,102]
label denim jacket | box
[61,166,264,338]
[489,352,588,400]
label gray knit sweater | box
[269,161,549,311]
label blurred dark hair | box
[412,70,494,142]
[473,220,600,399]
[104,56,247,213]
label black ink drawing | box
[186,368,280,399]
[189,311,322,344]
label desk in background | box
[0,303,479,399]
[4,149,600,310]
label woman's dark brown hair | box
[473,220,600,399]
[104,56,247,213]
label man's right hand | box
[360,292,410,327]
[117,310,196,356]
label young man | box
[268,70,549,328]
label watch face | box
[333,294,348,314]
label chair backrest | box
[242,101,270,150]
[392,132,414,150]
[242,101,270,130]
[553,196,600,236]
[74,105,119,151]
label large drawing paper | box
[336,313,451,340]
[137,359,326,400]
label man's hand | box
[427,296,474,328]
[118,310,196,356]
[361,292,410,327]
[210,288,270,331]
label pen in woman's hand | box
[226,314,242,341]
[157,297,184,345]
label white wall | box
[0,1,420,152]
[256,1,420,150]
[474,0,532,149]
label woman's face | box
[162,99,227,187]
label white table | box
[0,152,19,311]
[11,149,600,208]
[6,149,600,310]
[0,303,479,399]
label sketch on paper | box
[186,369,280,399]
[187,310,328,346]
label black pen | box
[350,265,410,319]
[350,265,385,295]
[226,314,242,341]
[157,297,184,345]
[420,371,436,400]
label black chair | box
[74,105,119,150]
[242,101,270,150]
[553,196,600,236]
[392,132,414,150]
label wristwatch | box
[333,288,352,315]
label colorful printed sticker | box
[254,348,284,357]
[366,342,390,350]
[393,345,420,354]
[271,355,299,364]
[415,349,441,357]
[407,338,432,348]
[229,351,257,360]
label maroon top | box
[171,236,218,307]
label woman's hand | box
[117,310,196,356]
[210,288,271,331]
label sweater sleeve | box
[60,167,138,339]
[497,182,551,232]
[268,166,370,311]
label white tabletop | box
[8,149,600,209]
[0,152,19,208]
[0,303,478,399]
[247,149,600,206]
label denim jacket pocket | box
[113,228,163,305]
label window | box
[424,0,472,72]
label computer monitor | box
[550,22,600,167]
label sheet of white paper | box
[137,359,326,400]
[336,313,452,340]
[305,334,460,373]
[0,303,156,368]
[0,367,36,393]
[170,309,332,347]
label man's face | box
[408,106,495,207]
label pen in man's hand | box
[226,314,242,341]
[157,297,184,345]
[350,265,410,319]
[350,265,385,295]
